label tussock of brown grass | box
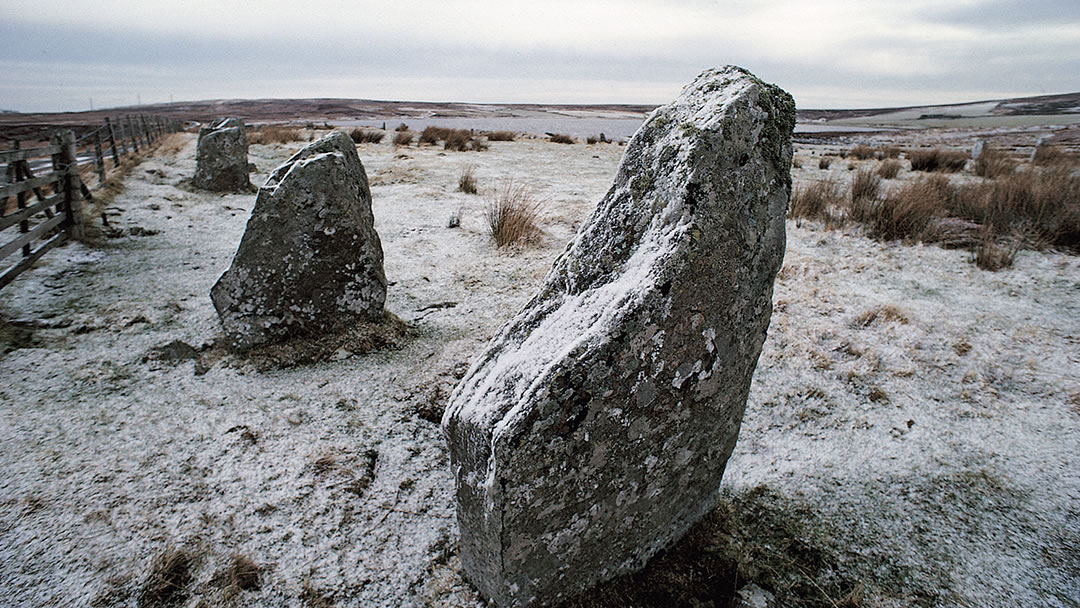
[393,131,413,146]
[854,304,910,328]
[395,123,409,132]
[789,178,843,221]
[847,145,876,160]
[549,133,575,144]
[974,145,1016,179]
[907,148,967,173]
[974,231,1018,271]
[228,554,262,591]
[818,157,832,170]
[877,146,901,159]
[876,159,902,179]
[792,156,803,169]
[247,125,306,145]
[140,547,193,607]
[485,130,516,142]
[486,180,544,247]
[861,175,951,241]
[1032,145,1075,167]
[419,126,452,145]
[458,165,478,194]
[350,129,385,144]
[850,168,881,205]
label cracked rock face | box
[442,66,794,606]
[193,117,252,192]
[210,131,386,350]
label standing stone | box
[210,131,386,350]
[193,117,251,191]
[972,139,985,161]
[442,66,794,606]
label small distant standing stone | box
[210,131,386,350]
[443,66,794,606]
[972,139,985,160]
[193,117,252,191]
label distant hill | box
[797,91,1080,121]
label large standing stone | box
[442,66,794,606]
[210,131,386,350]
[193,117,252,191]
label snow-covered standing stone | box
[193,117,252,191]
[210,131,386,350]
[442,66,794,606]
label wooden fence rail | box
[1,113,182,290]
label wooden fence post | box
[55,130,85,240]
[13,142,31,256]
[93,130,106,184]
[126,115,139,153]
[105,117,121,167]
[141,115,152,147]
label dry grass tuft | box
[418,126,448,145]
[792,156,803,169]
[847,145,876,160]
[395,122,409,132]
[458,165,478,194]
[486,180,545,247]
[1032,145,1075,167]
[876,159,902,179]
[907,147,968,173]
[140,547,193,607]
[393,131,413,146]
[549,133,575,144]
[485,130,516,142]
[973,231,1018,271]
[227,554,262,591]
[350,129,385,144]
[247,125,306,145]
[850,168,881,205]
[864,175,952,241]
[854,304,910,328]
[818,157,832,170]
[789,178,844,222]
[974,145,1016,179]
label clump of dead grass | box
[850,168,881,205]
[789,178,843,222]
[1032,145,1075,167]
[907,147,968,173]
[227,554,262,591]
[350,129,385,144]
[876,159,902,179]
[393,131,413,146]
[458,165,478,194]
[549,133,575,144]
[818,157,832,170]
[140,547,193,607]
[854,304,910,328]
[973,145,1016,179]
[847,144,876,160]
[485,130,516,142]
[486,180,545,247]
[247,125,306,145]
[973,231,1018,271]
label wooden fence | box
[1,114,181,290]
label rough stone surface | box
[210,131,386,350]
[442,66,794,607]
[193,117,252,191]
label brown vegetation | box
[973,145,1016,179]
[458,165,478,194]
[549,133,575,144]
[486,180,544,247]
[485,130,516,142]
[847,145,876,160]
[789,178,843,222]
[1032,145,1075,167]
[349,129,385,144]
[907,148,968,172]
[876,159,902,179]
[140,547,193,607]
[818,157,832,170]
[247,125,306,145]
[393,131,413,146]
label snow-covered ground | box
[1,131,1077,607]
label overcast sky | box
[3,0,1079,113]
